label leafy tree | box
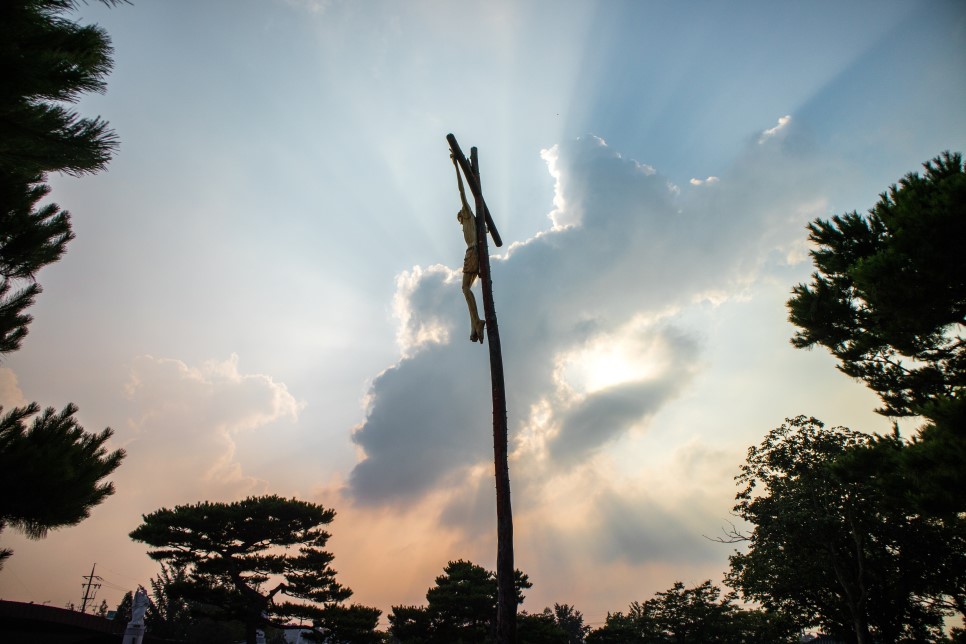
[551,603,590,643]
[516,604,591,643]
[518,609,569,643]
[0,0,126,567]
[643,581,736,641]
[388,559,532,643]
[0,403,124,566]
[585,610,641,644]
[585,580,797,644]
[130,495,366,644]
[725,416,961,643]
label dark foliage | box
[0,0,125,566]
[586,580,797,644]
[725,416,962,643]
[788,151,965,419]
[130,495,372,644]
[309,603,384,644]
[787,152,965,513]
[388,559,531,643]
[0,403,123,566]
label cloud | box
[548,323,700,463]
[347,125,820,520]
[759,114,792,143]
[550,378,682,464]
[119,354,302,506]
[590,489,719,565]
[0,354,307,615]
[392,264,457,356]
[347,349,490,504]
[689,176,720,186]
[0,367,27,408]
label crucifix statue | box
[452,152,486,343]
[446,134,515,644]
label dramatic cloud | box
[348,127,815,513]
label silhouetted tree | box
[0,404,123,566]
[114,591,132,625]
[584,611,641,644]
[725,416,961,643]
[585,580,797,644]
[788,151,964,419]
[0,0,124,352]
[145,563,195,641]
[0,0,126,567]
[130,495,365,644]
[388,559,531,643]
[387,604,433,643]
[517,609,569,643]
[551,603,590,643]
[310,603,384,643]
[787,152,965,514]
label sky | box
[1,0,965,629]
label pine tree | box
[787,151,964,419]
[1,0,124,353]
[388,559,532,643]
[787,151,966,513]
[0,0,126,565]
[0,403,124,564]
[130,496,368,644]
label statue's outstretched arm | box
[452,154,471,212]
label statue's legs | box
[462,273,485,343]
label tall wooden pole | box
[447,134,515,643]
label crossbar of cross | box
[446,133,503,248]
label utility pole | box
[447,133,515,643]
[80,563,102,613]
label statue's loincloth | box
[463,246,479,275]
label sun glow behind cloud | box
[555,317,673,394]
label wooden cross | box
[446,133,516,644]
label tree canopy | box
[130,495,371,644]
[788,151,966,514]
[585,580,797,644]
[787,151,965,419]
[1,0,124,353]
[725,416,963,643]
[388,559,531,643]
[310,603,384,644]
